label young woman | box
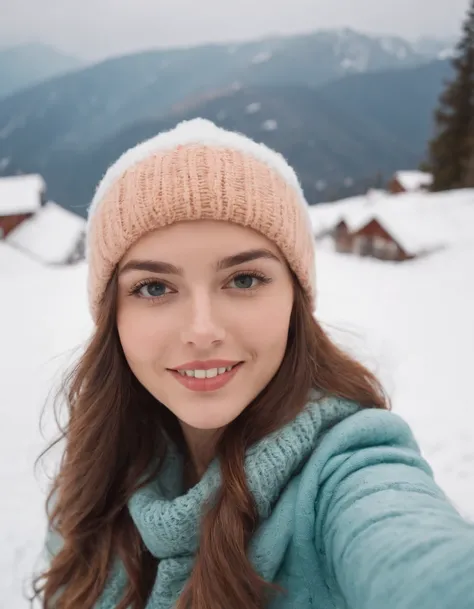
[34,118,474,609]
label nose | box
[180,291,226,348]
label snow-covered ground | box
[0,244,91,608]
[1,189,474,607]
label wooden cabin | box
[0,174,46,237]
[387,170,433,195]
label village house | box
[0,174,46,237]
[329,191,449,262]
[310,187,474,263]
[334,217,414,261]
[387,170,433,195]
[1,174,86,265]
[6,201,86,265]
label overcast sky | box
[0,0,469,61]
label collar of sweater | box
[128,393,359,559]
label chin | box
[175,402,247,431]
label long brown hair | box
[32,271,389,609]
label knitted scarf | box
[95,394,359,608]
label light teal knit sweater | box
[50,395,474,608]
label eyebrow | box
[119,248,281,277]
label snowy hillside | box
[1,189,474,606]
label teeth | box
[177,365,237,379]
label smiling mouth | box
[173,363,239,379]
[167,362,244,392]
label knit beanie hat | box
[86,118,316,321]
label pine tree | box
[463,136,474,186]
[428,0,474,191]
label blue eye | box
[133,281,169,298]
[228,272,271,290]
[231,274,257,289]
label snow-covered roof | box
[310,188,474,257]
[0,174,45,216]
[308,190,386,236]
[354,206,448,256]
[6,202,86,264]
[395,170,433,192]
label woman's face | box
[116,220,294,430]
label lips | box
[175,363,237,379]
[171,360,242,371]
[168,362,243,392]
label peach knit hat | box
[86,118,316,321]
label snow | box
[251,51,273,64]
[0,243,91,608]
[0,175,45,216]
[395,169,433,191]
[308,191,373,236]
[438,47,456,60]
[6,202,85,264]
[339,47,368,72]
[261,119,278,131]
[2,188,474,606]
[341,57,357,70]
[379,37,409,60]
[309,188,474,256]
[246,102,261,114]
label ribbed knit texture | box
[86,120,316,321]
[92,395,474,609]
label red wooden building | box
[331,193,446,262]
[387,170,433,195]
[334,218,412,261]
[0,174,46,238]
[352,219,412,260]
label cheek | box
[116,308,167,365]
[240,295,293,355]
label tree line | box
[428,0,474,190]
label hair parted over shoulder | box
[31,270,389,609]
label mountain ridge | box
[0,30,451,213]
[0,43,84,99]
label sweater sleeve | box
[315,409,474,609]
